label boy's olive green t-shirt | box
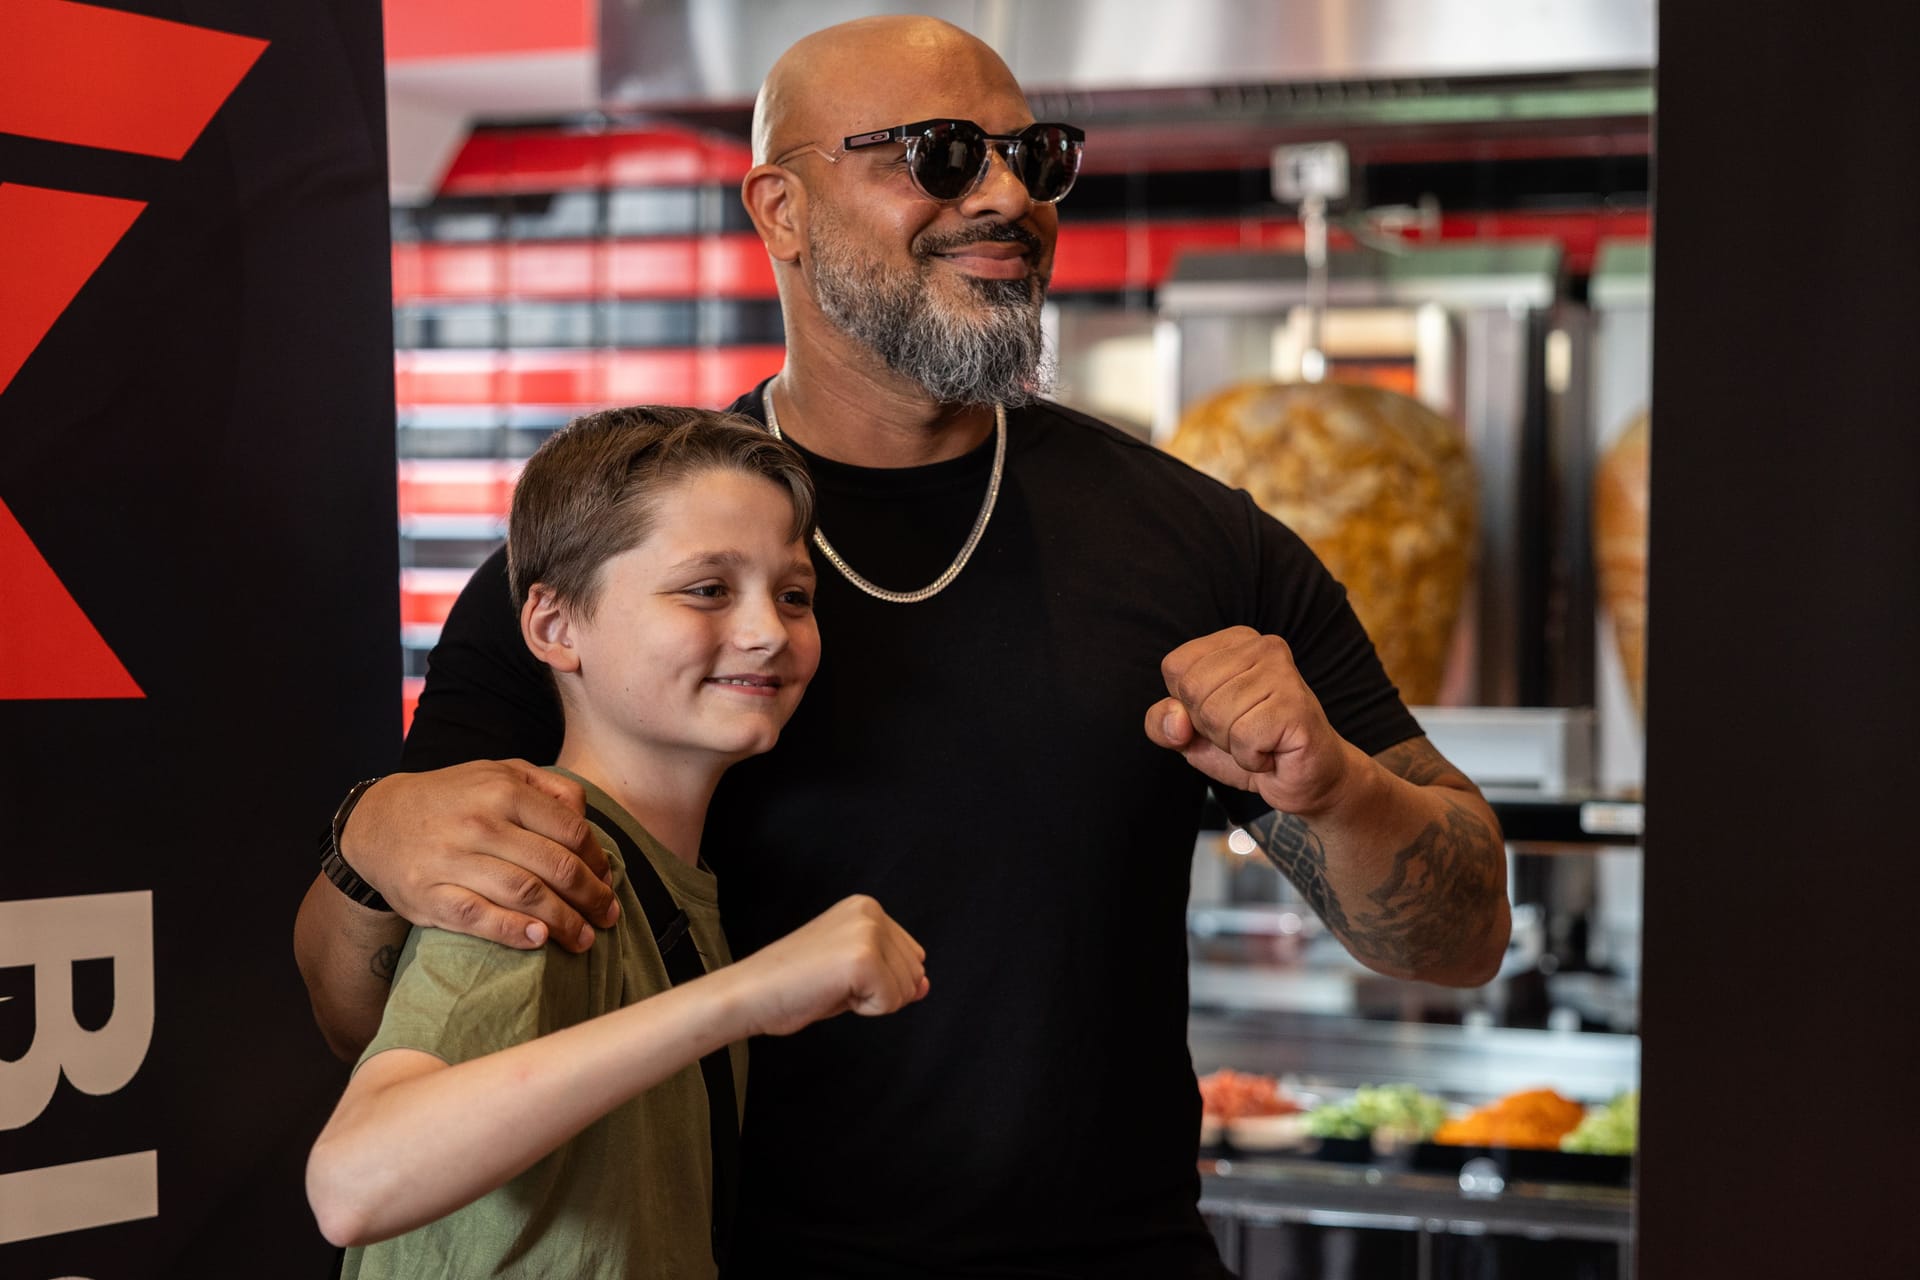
[342,771,745,1280]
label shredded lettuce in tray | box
[1560,1089,1638,1155]
[1303,1083,1448,1142]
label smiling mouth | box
[932,243,1032,277]
[705,675,782,691]
[937,241,1027,258]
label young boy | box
[306,405,929,1277]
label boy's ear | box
[741,164,805,265]
[520,585,582,673]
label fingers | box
[342,762,616,944]
[840,895,926,1017]
[1163,629,1288,712]
[436,763,615,933]
[1158,625,1262,697]
[1158,630,1311,766]
[1194,672,1288,774]
[423,886,561,952]
[499,764,609,887]
[736,895,929,1036]
[484,815,620,932]
[1143,697,1194,749]
[873,920,925,1013]
[424,852,602,951]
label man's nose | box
[960,141,1033,219]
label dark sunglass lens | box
[1020,125,1082,202]
[914,121,987,200]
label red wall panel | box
[396,459,521,519]
[602,239,700,297]
[393,237,778,303]
[395,351,500,406]
[440,127,755,196]
[399,574,467,628]
[397,347,787,409]
[503,242,596,297]
[392,242,502,300]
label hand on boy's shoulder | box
[343,761,620,954]
[725,895,929,1039]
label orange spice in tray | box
[1432,1088,1586,1150]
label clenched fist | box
[728,895,929,1038]
[1144,626,1364,817]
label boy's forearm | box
[294,874,409,1061]
[307,966,752,1247]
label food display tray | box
[1204,1136,1633,1189]
[1409,1141,1633,1187]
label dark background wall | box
[0,1,395,1274]
[1641,2,1919,1275]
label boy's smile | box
[705,672,787,697]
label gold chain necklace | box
[763,388,1006,605]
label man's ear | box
[741,164,805,264]
[520,585,582,673]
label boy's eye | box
[779,588,814,609]
[684,583,727,600]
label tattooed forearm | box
[1371,738,1457,788]
[1248,748,1505,980]
[369,944,400,983]
[1350,804,1502,974]
[1247,810,1348,938]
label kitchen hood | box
[601,0,1654,109]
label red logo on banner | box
[0,0,269,159]
[0,184,148,398]
[0,499,146,700]
[0,1,268,700]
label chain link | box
[764,391,1005,605]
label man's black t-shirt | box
[402,388,1420,1278]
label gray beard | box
[809,224,1053,408]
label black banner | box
[0,1,395,1275]
[1640,0,1920,1274]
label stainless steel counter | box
[1201,1153,1632,1279]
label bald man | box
[296,16,1509,1277]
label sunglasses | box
[777,118,1086,205]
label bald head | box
[752,16,1028,164]
[740,16,1059,411]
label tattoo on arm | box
[1249,738,1502,975]
[369,944,399,983]
[1372,738,1456,788]
[1247,810,1350,939]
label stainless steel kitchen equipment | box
[1163,241,1643,1275]
[1155,241,1587,709]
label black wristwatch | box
[319,776,391,912]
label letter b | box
[0,892,154,1130]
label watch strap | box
[319,776,390,912]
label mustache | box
[914,221,1045,257]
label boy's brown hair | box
[507,404,815,615]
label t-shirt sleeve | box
[1213,491,1424,828]
[357,925,588,1071]
[399,545,564,773]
